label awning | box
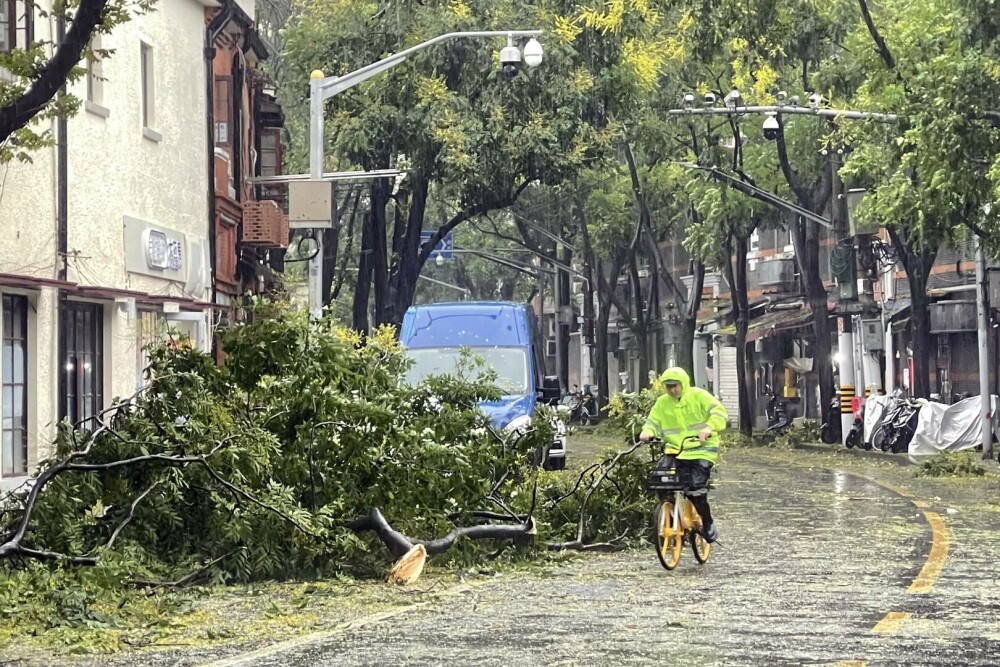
[715,305,814,342]
[696,298,766,330]
[883,298,911,323]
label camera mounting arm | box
[309,30,543,179]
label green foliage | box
[527,447,652,546]
[915,451,987,478]
[768,421,823,449]
[0,304,551,585]
[603,387,660,436]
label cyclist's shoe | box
[703,523,719,543]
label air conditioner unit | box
[757,258,796,289]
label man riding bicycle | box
[639,367,728,543]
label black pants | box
[678,458,714,527]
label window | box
[60,303,104,428]
[86,35,104,107]
[0,1,32,55]
[2,295,28,477]
[404,347,530,395]
[140,42,154,129]
[214,76,232,145]
[260,129,280,176]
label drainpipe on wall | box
[56,15,68,283]
[205,0,235,352]
[56,14,69,421]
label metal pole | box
[553,260,564,392]
[853,315,867,396]
[667,105,897,122]
[882,260,896,394]
[976,239,993,458]
[838,316,856,445]
[308,71,325,319]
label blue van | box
[399,301,566,469]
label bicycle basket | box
[647,454,685,491]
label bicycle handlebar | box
[640,435,702,451]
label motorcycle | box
[763,385,792,434]
[845,396,866,450]
[820,396,841,444]
[557,390,595,425]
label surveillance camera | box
[776,91,787,105]
[808,93,823,109]
[500,43,522,79]
[762,113,779,140]
[723,89,742,110]
[703,92,716,107]
[682,93,695,109]
[789,95,800,106]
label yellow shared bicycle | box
[646,436,711,571]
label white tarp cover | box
[863,394,893,443]
[908,394,999,460]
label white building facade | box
[0,1,239,486]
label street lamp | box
[305,30,545,318]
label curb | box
[793,442,915,466]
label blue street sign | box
[420,230,453,260]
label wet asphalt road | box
[185,450,1000,667]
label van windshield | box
[404,347,530,396]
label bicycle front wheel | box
[654,501,682,570]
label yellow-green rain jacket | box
[639,367,728,463]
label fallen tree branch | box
[97,481,160,555]
[348,507,537,560]
[546,530,630,553]
[131,547,244,592]
[549,441,643,551]
[448,510,530,524]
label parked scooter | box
[871,395,922,454]
[820,396,841,444]
[845,396,866,450]
[557,387,595,425]
[763,385,792,434]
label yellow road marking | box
[834,661,868,667]
[872,611,912,634]
[909,510,949,594]
[848,472,949,594]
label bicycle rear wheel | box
[685,501,711,564]
[654,500,682,570]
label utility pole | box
[976,238,993,459]
[553,258,564,392]
[831,149,858,445]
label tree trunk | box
[663,318,697,382]
[634,329,650,389]
[890,231,937,398]
[595,295,612,406]
[352,215,374,334]
[370,178,391,327]
[384,177,430,328]
[321,227,337,308]
[910,290,933,398]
